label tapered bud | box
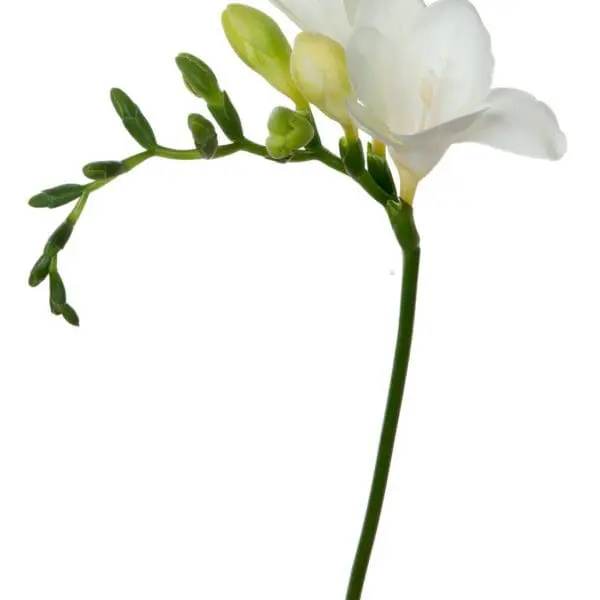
[44,221,74,257]
[222,4,307,108]
[83,161,127,180]
[29,254,51,287]
[188,114,218,159]
[49,270,67,307]
[176,54,223,106]
[291,33,354,128]
[266,107,315,159]
[29,184,84,209]
[367,143,397,197]
[60,304,80,327]
[110,88,157,150]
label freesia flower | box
[270,0,566,202]
[345,0,567,200]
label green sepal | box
[83,161,127,180]
[386,200,420,253]
[29,184,84,209]
[49,271,67,307]
[266,107,315,160]
[367,144,397,197]
[110,88,157,150]
[29,254,52,287]
[44,221,74,256]
[59,304,80,327]
[208,92,244,142]
[176,53,222,105]
[187,114,218,159]
[340,137,365,178]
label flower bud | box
[29,184,85,209]
[110,88,157,150]
[222,4,307,108]
[367,143,397,196]
[29,254,51,287]
[176,54,223,106]
[266,107,315,159]
[83,161,127,180]
[49,270,67,307]
[44,221,74,257]
[291,33,354,128]
[60,303,80,327]
[340,136,365,178]
[188,114,218,159]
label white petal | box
[353,0,426,37]
[269,0,352,45]
[343,0,361,24]
[383,0,494,132]
[349,96,486,176]
[460,88,567,160]
[390,109,487,176]
[346,27,395,119]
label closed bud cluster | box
[266,107,315,159]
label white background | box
[0,1,598,599]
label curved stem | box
[346,244,421,600]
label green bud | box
[83,161,127,180]
[266,107,315,160]
[208,92,244,142]
[367,144,397,197]
[60,304,80,327]
[340,137,365,178]
[110,88,157,150]
[49,270,67,307]
[176,53,223,106]
[29,184,84,209]
[29,254,52,287]
[44,221,74,256]
[187,114,218,159]
[222,4,307,108]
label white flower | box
[268,0,356,45]
[346,0,567,200]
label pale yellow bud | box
[222,4,307,108]
[291,33,355,130]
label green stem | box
[346,242,421,600]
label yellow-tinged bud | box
[222,4,307,108]
[291,33,355,129]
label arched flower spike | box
[346,0,567,201]
[26,3,566,600]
